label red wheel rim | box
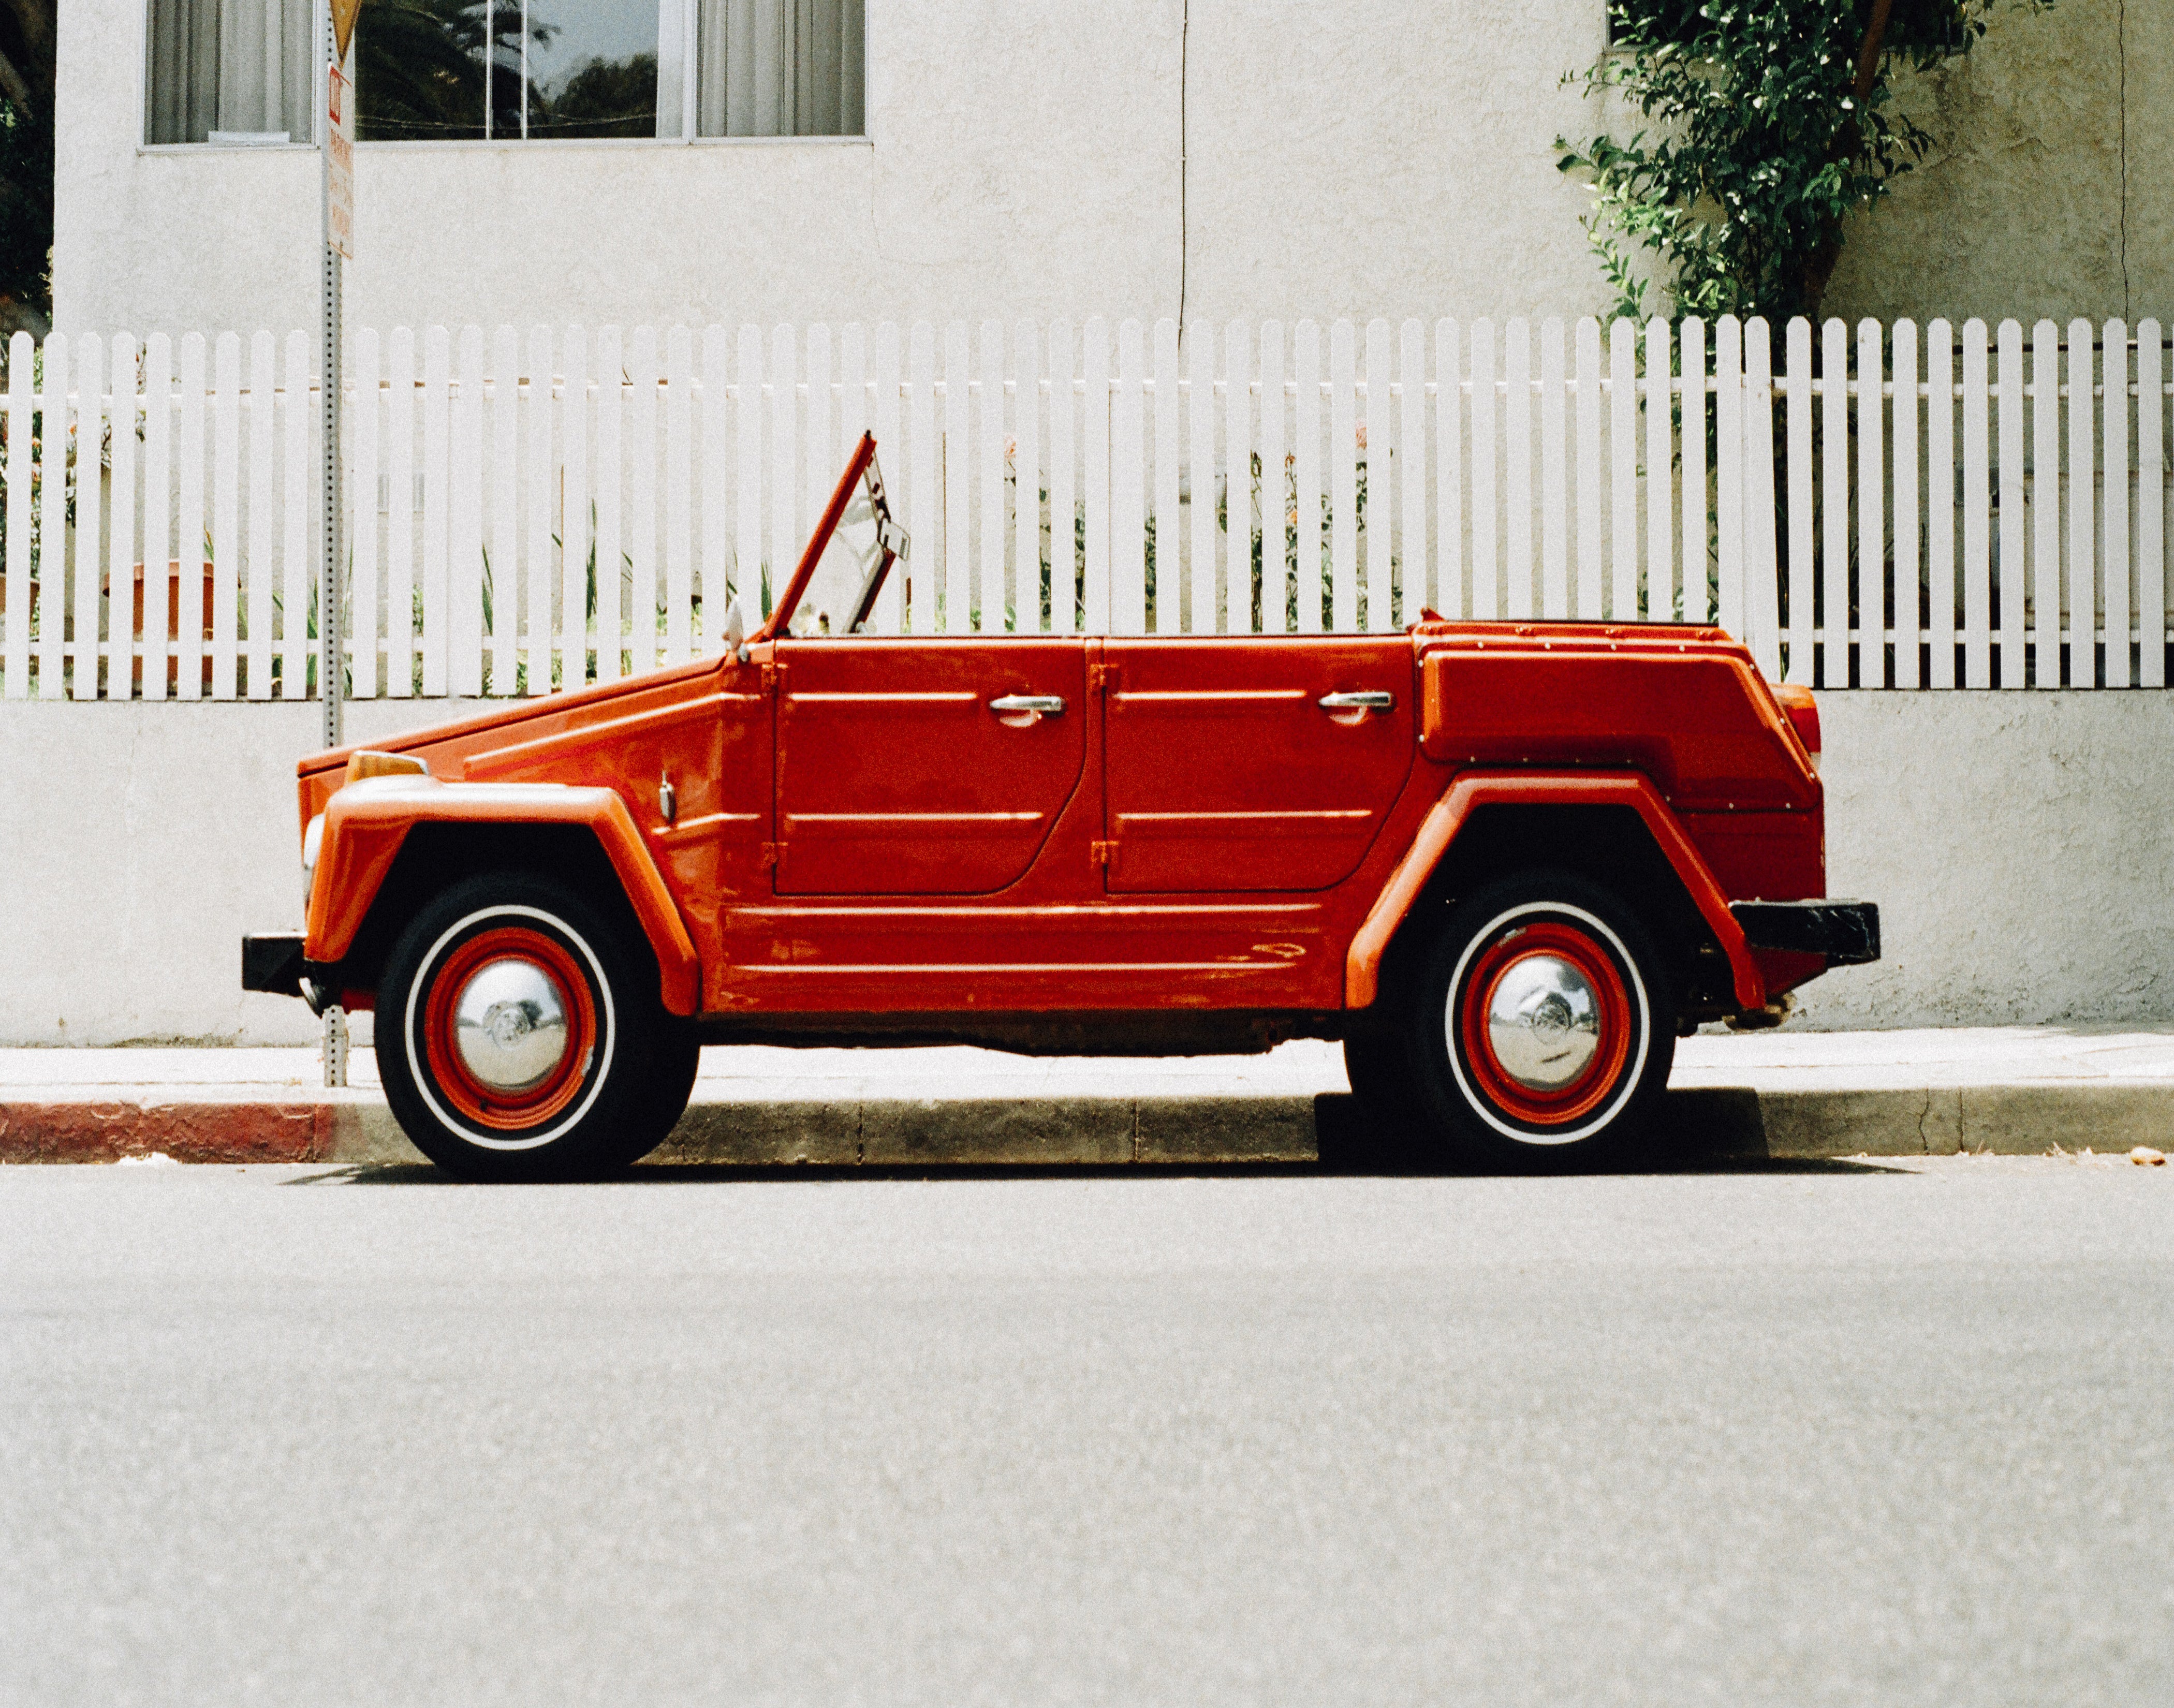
[421,925,599,1132]
[1457,919,1635,1128]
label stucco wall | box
[2,691,2169,1044]
[54,2,2153,341]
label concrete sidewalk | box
[4,1028,2174,1166]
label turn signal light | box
[343,749,431,786]
[1774,684,1820,772]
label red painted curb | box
[0,1101,337,1164]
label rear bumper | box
[241,932,306,999]
[1730,900,1881,966]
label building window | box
[145,0,315,145]
[350,0,863,142]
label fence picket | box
[593,326,625,684]
[937,320,966,630]
[560,327,589,689]
[1744,318,1781,678]
[1435,319,1461,620]
[2031,320,2061,685]
[1851,320,1879,685]
[243,333,273,698]
[1997,319,2026,688]
[2140,321,2166,688]
[1892,319,1921,688]
[1539,317,1567,620]
[140,335,173,702]
[908,321,937,632]
[1574,316,1602,620]
[2105,320,2131,688]
[387,328,417,696]
[419,328,450,696]
[841,320,870,626]
[1189,322,1218,634]
[1293,319,1322,632]
[1678,318,1707,626]
[1257,320,1285,631]
[175,334,207,699]
[1784,318,1813,680]
[1046,318,1076,635]
[1608,319,1635,625]
[71,334,102,698]
[1364,318,1393,627]
[1716,317,1744,645]
[2062,317,2093,687]
[1224,322,1253,633]
[734,325,763,635]
[1505,318,1533,621]
[1643,318,1671,626]
[1928,320,1957,688]
[804,323,832,634]
[630,325,662,678]
[698,326,728,655]
[282,332,311,700]
[1013,319,1041,631]
[526,326,555,688]
[1470,319,1496,620]
[1961,320,1991,686]
[1329,320,1357,631]
[1821,319,1849,685]
[769,323,800,644]
[1151,317,1179,633]
[666,328,696,666]
[107,334,138,701]
[980,319,1008,630]
[3,333,27,698]
[451,326,486,695]
[209,334,239,699]
[37,334,70,696]
[1399,319,1429,622]
[352,330,380,700]
[495,327,525,684]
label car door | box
[1101,637,1414,893]
[773,636,1088,895]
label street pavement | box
[5,1157,2171,1706]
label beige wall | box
[58,2,2152,341]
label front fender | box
[303,777,701,1017]
[1344,771,1765,1012]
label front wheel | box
[376,873,677,1181]
[1402,871,1676,1169]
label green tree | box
[1558,1,2051,325]
[0,0,55,335]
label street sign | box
[330,0,362,64]
[327,57,354,260]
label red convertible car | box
[246,434,1876,1179]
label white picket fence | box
[2,315,2168,700]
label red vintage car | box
[245,434,1876,1179]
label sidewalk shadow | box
[298,1087,1905,1184]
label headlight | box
[302,814,326,918]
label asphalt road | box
[5,1157,2172,1707]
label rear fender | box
[1345,772,1765,1011]
[303,778,701,1016]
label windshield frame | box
[758,432,905,641]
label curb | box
[5,1083,2172,1166]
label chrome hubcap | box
[1486,953,1602,1089]
[452,958,571,1093]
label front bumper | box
[1730,900,1881,966]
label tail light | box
[1774,684,1821,772]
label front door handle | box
[1318,690,1394,712]
[990,694,1067,715]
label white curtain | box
[696,0,864,138]
[146,0,313,144]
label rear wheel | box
[376,872,677,1181]
[1401,870,1675,1169]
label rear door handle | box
[1318,690,1394,711]
[990,694,1067,715]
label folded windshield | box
[772,434,908,638]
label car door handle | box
[990,694,1066,715]
[1318,690,1394,712]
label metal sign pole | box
[321,5,357,1088]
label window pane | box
[696,0,864,138]
[145,0,312,145]
[524,1,659,139]
[356,0,489,141]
